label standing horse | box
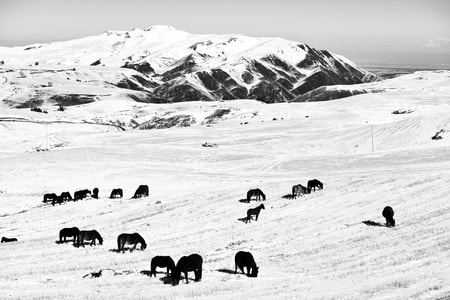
[1,237,18,243]
[133,185,149,198]
[292,184,310,198]
[245,204,265,223]
[92,188,99,199]
[78,230,103,247]
[172,254,203,285]
[246,188,266,203]
[60,192,72,201]
[59,227,80,244]
[382,206,395,227]
[307,179,323,192]
[74,189,91,201]
[235,251,259,277]
[150,256,175,277]
[43,193,57,203]
[110,188,123,199]
[117,233,147,253]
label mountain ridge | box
[0,26,380,107]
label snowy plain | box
[1,71,450,299]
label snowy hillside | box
[1,71,450,299]
[0,26,379,106]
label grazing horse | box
[78,230,103,247]
[246,188,266,203]
[74,189,91,201]
[43,193,57,203]
[92,188,99,199]
[1,237,18,243]
[59,227,80,244]
[382,206,395,227]
[172,254,203,285]
[150,256,176,277]
[133,185,149,198]
[292,184,310,198]
[307,179,323,192]
[110,188,123,199]
[60,192,72,201]
[235,251,259,277]
[245,204,265,223]
[117,233,146,253]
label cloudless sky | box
[1,0,449,66]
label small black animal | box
[292,184,310,198]
[172,254,203,285]
[246,188,266,203]
[78,230,103,247]
[132,185,149,198]
[382,206,395,227]
[74,189,91,201]
[110,188,123,199]
[245,204,265,223]
[117,233,146,253]
[59,227,80,244]
[60,192,72,201]
[150,256,176,277]
[235,251,259,277]
[92,188,99,199]
[43,193,57,203]
[1,237,18,243]
[307,179,323,192]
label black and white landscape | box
[1,1,450,299]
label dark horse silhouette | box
[246,188,266,203]
[117,233,147,253]
[1,237,18,243]
[172,254,203,285]
[235,251,259,277]
[43,193,57,203]
[292,184,310,198]
[78,230,103,247]
[60,192,72,201]
[92,188,99,199]
[150,256,176,277]
[245,204,265,223]
[110,188,123,199]
[59,227,80,244]
[382,206,395,227]
[133,185,149,198]
[307,179,323,192]
[74,189,91,201]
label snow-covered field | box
[1,71,450,299]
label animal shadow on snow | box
[109,247,137,253]
[362,220,385,227]
[238,198,248,203]
[282,194,294,200]
[216,268,235,275]
[140,269,169,278]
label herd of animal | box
[1,178,396,286]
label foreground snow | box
[1,71,450,299]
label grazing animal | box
[92,188,99,199]
[246,188,266,203]
[150,256,176,277]
[74,189,91,201]
[245,204,265,223]
[292,184,311,198]
[78,230,103,247]
[117,233,146,253]
[235,251,259,277]
[110,188,123,199]
[133,185,149,198]
[59,227,80,244]
[60,192,72,201]
[307,179,323,192]
[172,254,203,285]
[382,206,395,227]
[1,237,18,243]
[43,193,57,203]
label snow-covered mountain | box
[0,26,379,107]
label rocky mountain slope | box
[0,26,379,107]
